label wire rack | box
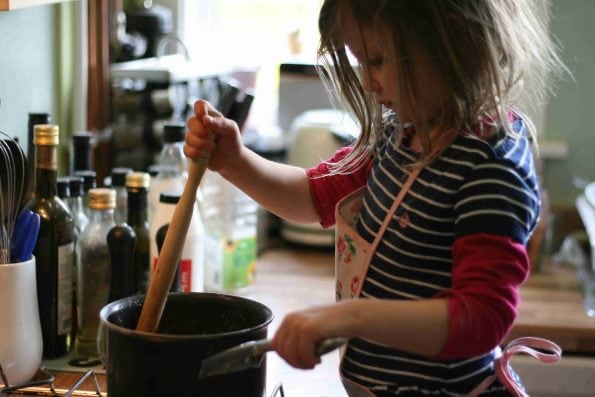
[1,362,285,397]
[0,363,104,396]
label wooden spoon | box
[135,156,209,332]
[136,103,219,333]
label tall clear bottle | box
[126,172,151,294]
[24,124,76,358]
[75,188,116,357]
[110,167,133,224]
[199,171,258,294]
[147,123,187,224]
[67,176,89,235]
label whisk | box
[0,131,27,264]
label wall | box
[544,0,595,207]
[0,5,57,149]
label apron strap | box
[355,167,421,297]
[467,337,562,397]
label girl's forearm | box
[218,147,321,224]
[339,298,449,356]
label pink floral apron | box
[333,169,561,396]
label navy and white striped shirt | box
[341,117,540,395]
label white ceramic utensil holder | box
[0,256,43,387]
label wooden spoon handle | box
[136,156,209,332]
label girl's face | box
[340,9,443,126]
[341,11,404,118]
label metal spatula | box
[199,337,347,380]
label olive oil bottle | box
[126,172,151,294]
[24,124,76,358]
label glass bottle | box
[71,131,93,174]
[75,188,116,357]
[199,171,258,294]
[25,112,52,202]
[57,176,78,347]
[126,172,151,294]
[110,167,133,224]
[57,176,72,214]
[67,176,89,235]
[74,170,97,217]
[147,123,187,224]
[24,124,76,358]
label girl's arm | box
[271,233,528,369]
[185,100,319,223]
[271,297,449,369]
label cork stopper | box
[33,124,59,146]
[126,172,150,189]
[88,188,116,210]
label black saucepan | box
[99,292,273,397]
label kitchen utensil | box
[0,132,27,264]
[10,209,40,263]
[199,336,347,380]
[99,292,273,397]
[107,223,137,303]
[0,256,43,386]
[135,103,221,333]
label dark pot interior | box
[99,292,273,397]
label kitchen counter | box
[4,242,594,396]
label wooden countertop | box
[4,243,594,396]
[505,260,595,353]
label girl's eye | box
[366,57,384,68]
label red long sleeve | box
[433,233,530,359]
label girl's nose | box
[360,67,379,93]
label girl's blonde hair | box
[317,0,567,170]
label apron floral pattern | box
[335,187,373,302]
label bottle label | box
[205,235,256,291]
[58,242,74,335]
[179,259,192,292]
[152,257,193,292]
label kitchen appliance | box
[281,109,359,247]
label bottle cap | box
[163,123,186,143]
[68,176,84,197]
[33,124,59,145]
[159,191,182,204]
[111,167,133,187]
[147,164,162,177]
[88,188,116,210]
[126,172,150,189]
[72,131,93,145]
[57,177,71,199]
[28,113,51,125]
[74,170,97,192]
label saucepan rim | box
[99,292,274,341]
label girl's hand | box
[271,303,354,370]
[184,99,243,172]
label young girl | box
[185,0,565,395]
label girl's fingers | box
[193,99,210,119]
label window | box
[180,0,323,130]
